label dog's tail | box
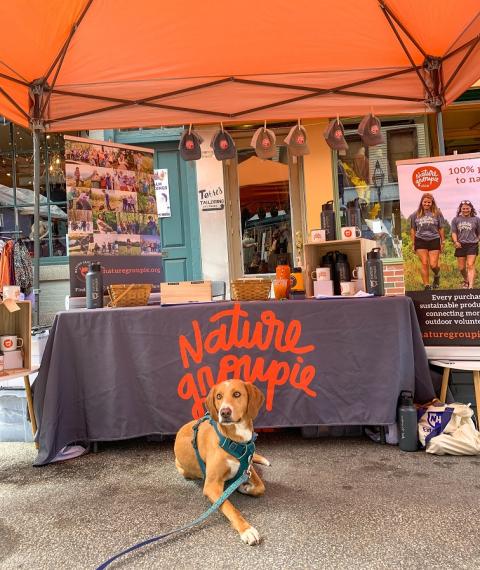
[253,453,271,467]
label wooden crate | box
[160,281,212,305]
[303,238,377,297]
[0,301,32,374]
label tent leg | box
[435,107,446,156]
[33,126,41,327]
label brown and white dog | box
[174,379,270,545]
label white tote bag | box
[418,402,480,455]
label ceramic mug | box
[340,281,356,296]
[340,226,361,240]
[310,228,326,243]
[0,335,23,352]
[352,266,364,280]
[311,267,331,281]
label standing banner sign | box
[65,136,163,296]
[397,153,480,347]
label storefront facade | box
[2,91,478,323]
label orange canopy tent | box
[1,0,479,323]
[0,0,479,131]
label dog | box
[174,379,270,545]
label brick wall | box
[383,262,405,296]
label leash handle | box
[95,471,249,570]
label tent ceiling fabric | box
[0,0,479,131]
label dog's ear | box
[246,382,265,420]
[205,385,219,421]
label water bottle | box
[346,198,362,230]
[334,252,351,295]
[365,247,385,296]
[397,390,418,451]
[86,261,104,309]
[320,200,336,241]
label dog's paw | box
[238,482,254,495]
[253,454,271,467]
[240,526,260,546]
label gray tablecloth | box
[33,296,435,465]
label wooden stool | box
[430,360,480,414]
[0,366,40,448]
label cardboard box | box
[160,281,212,305]
[3,349,23,370]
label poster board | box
[65,136,163,296]
[397,152,480,356]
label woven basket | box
[230,279,272,301]
[107,284,152,307]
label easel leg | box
[23,375,39,450]
[473,371,480,429]
[440,367,450,403]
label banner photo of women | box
[397,152,480,347]
[65,135,163,296]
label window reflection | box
[238,148,292,274]
[0,122,68,258]
[338,124,420,259]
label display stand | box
[303,238,377,297]
[0,301,38,447]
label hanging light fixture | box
[372,159,385,203]
[47,152,65,183]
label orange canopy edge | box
[0,0,479,131]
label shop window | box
[337,122,424,259]
[0,122,68,259]
[238,147,292,274]
[387,128,417,182]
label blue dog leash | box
[95,470,249,569]
[96,414,256,569]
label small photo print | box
[68,204,93,223]
[140,235,161,255]
[116,213,142,235]
[137,193,158,215]
[91,234,118,255]
[139,214,160,235]
[68,232,93,255]
[116,235,141,256]
[93,211,118,233]
[69,220,93,233]
[137,172,156,196]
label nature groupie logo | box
[412,166,442,191]
[74,261,90,282]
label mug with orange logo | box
[340,226,361,240]
[0,335,23,352]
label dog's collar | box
[192,413,257,485]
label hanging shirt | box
[14,241,33,294]
[0,240,14,290]
[409,211,445,240]
[451,216,480,244]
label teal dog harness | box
[192,412,257,486]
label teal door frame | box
[153,141,202,281]
[111,131,202,281]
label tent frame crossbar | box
[442,35,480,94]
[379,2,434,100]
[40,0,95,116]
[47,70,425,125]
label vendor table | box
[33,296,435,465]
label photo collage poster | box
[397,153,480,346]
[65,135,163,296]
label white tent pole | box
[435,108,446,156]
